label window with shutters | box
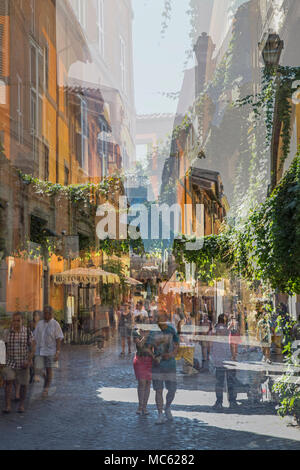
[44,43,49,91]
[98,122,108,177]
[75,131,82,165]
[44,145,49,181]
[30,43,44,137]
[81,98,88,171]
[0,16,8,80]
[64,164,69,186]
[17,75,23,145]
[0,0,8,17]
[0,0,7,80]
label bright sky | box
[132,0,251,116]
[132,0,194,115]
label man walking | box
[146,311,180,424]
[2,312,35,413]
[34,306,64,397]
[211,314,238,410]
[133,301,148,325]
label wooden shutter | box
[0,0,8,16]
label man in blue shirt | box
[146,311,180,424]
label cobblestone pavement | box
[0,339,300,450]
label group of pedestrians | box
[132,309,180,424]
[210,314,239,410]
[130,310,241,422]
[129,302,286,422]
[0,299,287,420]
[0,306,63,413]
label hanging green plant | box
[18,171,123,206]
[98,237,145,257]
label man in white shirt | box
[133,301,148,325]
[34,306,64,397]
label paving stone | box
[0,341,299,450]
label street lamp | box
[260,33,284,67]
[259,33,284,191]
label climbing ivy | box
[174,233,232,284]
[174,150,300,294]
[236,66,300,168]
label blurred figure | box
[228,313,241,361]
[172,308,182,330]
[29,310,42,384]
[256,306,272,364]
[210,314,238,410]
[0,337,5,389]
[200,313,212,368]
[243,306,249,333]
[132,326,154,415]
[109,306,117,338]
[2,312,35,413]
[93,297,110,350]
[65,294,75,342]
[34,306,64,398]
[133,301,148,325]
[270,309,282,354]
[149,300,158,322]
[145,310,180,424]
[119,304,134,356]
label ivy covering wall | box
[174,150,300,294]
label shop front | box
[52,267,120,342]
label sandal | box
[136,409,143,415]
[42,389,49,398]
[17,407,25,414]
[142,409,150,415]
[2,409,11,414]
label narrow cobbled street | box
[1,340,300,451]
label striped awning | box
[52,268,120,286]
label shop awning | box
[52,268,120,286]
[124,276,143,286]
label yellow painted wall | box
[6,257,43,312]
[49,255,65,312]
